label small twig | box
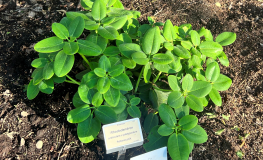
[57,143,66,160]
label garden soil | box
[0,0,262,159]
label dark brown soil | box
[0,0,262,159]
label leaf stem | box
[66,75,80,85]
[79,53,94,70]
[134,66,145,93]
[153,71,162,83]
[152,85,172,92]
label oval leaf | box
[78,40,102,56]
[152,53,173,64]
[103,87,120,107]
[67,104,91,123]
[213,74,232,91]
[186,95,203,112]
[158,124,174,136]
[206,62,220,82]
[189,81,212,98]
[108,64,124,77]
[63,42,79,55]
[216,32,236,46]
[91,0,106,21]
[163,19,177,41]
[54,51,74,77]
[38,79,54,94]
[199,41,223,58]
[119,43,142,58]
[95,105,117,124]
[34,36,64,53]
[98,26,119,40]
[131,51,149,65]
[127,105,141,118]
[31,58,49,68]
[27,80,39,100]
[182,125,208,144]
[178,115,198,130]
[158,103,177,127]
[68,16,85,38]
[52,22,69,39]
[173,45,191,59]
[167,91,184,109]
[190,30,200,46]
[143,113,159,134]
[182,74,193,91]
[97,77,111,94]
[209,87,222,106]
[168,133,189,160]
[110,73,133,91]
[142,26,161,55]
[168,75,181,91]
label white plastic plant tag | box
[130,146,168,160]
[102,118,143,154]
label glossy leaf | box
[143,113,159,134]
[107,15,127,30]
[66,12,91,21]
[52,22,69,39]
[92,92,104,107]
[110,73,133,91]
[174,103,190,119]
[121,57,136,69]
[27,80,39,100]
[91,0,106,21]
[181,41,193,50]
[190,30,200,46]
[63,42,79,55]
[86,32,107,52]
[164,42,174,51]
[163,19,177,41]
[213,74,232,91]
[68,16,85,38]
[67,104,91,123]
[168,133,189,160]
[32,68,44,85]
[131,51,149,65]
[186,95,203,112]
[152,53,173,65]
[103,46,120,56]
[72,92,86,108]
[149,89,170,110]
[98,26,119,40]
[95,105,117,124]
[158,124,174,136]
[144,62,151,83]
[77,116,101,143]
[38,79,54,94]
[84,21,99,30]
[168,91,184,109]
[168,75,181,91]
[97,77,111,94]
[218,51,229,67]
[119,43,142,58]
[43,62,54,80]
[173,45,191,59]
[116,109,128,121]
[31,58,49,68]
[116,33,132,47]
[94,68,106,77]
[178,115,198,130]
[34,36,64,53]
[158,103,177,127]
[101,17,115,25]
[199,41,223,58]
[189,81,212,98]
[216,32,236,46]
[81,71,99,89]
[113,0,124,8]
[191,55,202,69]
[103,87,120,107]
[142,26,161,55]
[60,17,71,28]
[78,40,102,56]
[127,105,141,118]
[182,125,208,144]
[108,64,124,77]
[130,97,140,106]
[209,87,222,106]
[54,51,74,77]
[78,85,96,104]
[182,74,193,91]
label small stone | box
[215,2,221,7]
[21,111,29,117]
[20,138,25,146]
[36,140,43,149]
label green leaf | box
[78,40,102,56]
[149,89,170,110]
[168,91,184,109]
[78,85,96,104]
[97,77,111,94]
[189,81,212,98]
[77,116,101,143]
[168,75,181,91]
[52,22,69,39]
[173,45,191,59]
[190,30,200,46]
[158,124,174,136]
[168,133,189,160]
[213,74,232,91]
[81,71,99,89]
[174,103,190,119]
[27,80,39,100]
[163,20,177,41]
[190,47,201,57]
[178,115,198,130]
[108,64,124,77]
[199,41,223,58]
[130,97,140,106]
[200,96,209,107]
[182,125,208,144]
[95,105,117,124]
[54,50,74,77]
[91,0,106,21]
[218,51,229,67]
[68,16,85,38]
[63,42,79,55]
[52,75,66,83]
[43,62,54,80]
[131,51,149,65]
[67,104,91,123]
[60,17,71,28]
[103,46,120,56]
[182,74,193,91]
[103,87,120,107]
[66,12,91,21]
[107,15,127,30]
[190,55,202,69]
[116,109,128,121]
[143,126,169,152]
[32,68,44,85]
[204,29,213,41]
[86,32,107,52]
[216,32,236,46]
[31,58,49,68]
[144,62,151,83]
[113,0,124,8]
[152,53,173,64]
[38,79,54,94]
[142,26,161,55]
[101,17,115,25]
[98,26,119,40]
[34,36,64,53]
[186,95,203,112]
[94,68,106,77]
[154,63,177,74]
[127,105,141,118]
[209,87,222,106]
[164,42,174,51]
[121,57,136,69]
[84,21,99,30]
[110,73,133,91]
[92,91,104,107]
[97,56,111,72]
[72,92,86,108]
[158,103,177,127]
[206,62,220,82]
[116,33,132,47]
[119,43,142,58]
[143,113,159,134]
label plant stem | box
[152,85,172,92]
[66,75,80,85]
[153,71,162,83]
[134,66,145,93]
[79,53,93,70]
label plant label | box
[102,118,143,154]
[130,147,167,160]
